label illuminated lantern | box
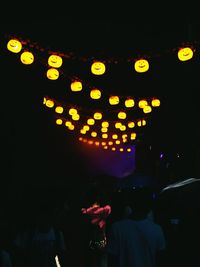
[119,125,126,131]
[47,68,59,80]
[111,147,116,151]
[102,142,106,146]
[118,111,126,119]
[87,118,95,125]
[68,124,75,130]
[48,54,63,68]
[70,81,82,92]
[83,125,90,131]
[127,148,131,152]
[101,121,109,128]
[116,140,120,144]
[119,148,124,152]
[55,106,63,114]
[91,61,106,75]
[69,108,77,116]
[143,105,152,113]
[108,141,113,145]
[20,51,34,65]
[134,58,149,73]
[90,89,101,99]
[109,96,119,105]
[151,98,161,107]
[56,118,63,125]
[91,131,97,137]
[138,99,148,108]
[45,99,54,108]
[80,129,86,134]
[65,121,72,127]
[93,112,102,120]
[72,114,80,120]
[95,141,100,146]
[130,132,137,140]
[115,122,122,129]
[128,121,135,128]
[101,127,108,133]
[102,134,108,139]
[137,119,146,126]
[125,98,135,108]
[122,134,127,139]
[7,39,22,53]
[112,134,118,139]
[103,146,108,149]
[178,47,194,61]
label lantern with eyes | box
[177,47,193,61]
[48,54,63,68]
[91,61,106,75]
[134,58,149,73]
[46,68,59,80]
[20,51,34,65]
[7,39,22,53]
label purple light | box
[160,153,164,159]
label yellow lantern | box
[55,106,63,114]
[93,112,102,120]
[101,127,108,133]
[138,99,148,108]
[134,58,149,73]
[87,118,95,125]
[56,118,63,125]
[101,121,109,128]
[83,125,90,131]
[151,98,161,107]
[69,108,77,116]
[102,134,108,139]
[115,122,122,129]
[125,98,135,108]
[143,105,152,113]
[91,61,106,75]
[65,121,72,127]
[45,99,54,108]
[72,114,80,120]
[90,89,101,99]
[48,54,63,68]
[128,121,135,128]
[70,81,82,92]
[112,134,118,139]
[118,111,126,119]
[91,131,97,137]
[47,68,59,80]
[119,125,126,131]
[20,51,34,65]
[7,39,22,53]
[137,119,146,126]
[178,47,193,61]
[109,96,119,105]
[130,132,137,140]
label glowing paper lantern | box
[134,59,149,73]
[91,131,97,137]
[20,51,34,65]
[130,132,137,140]
[90,89,101,99]
[178,47,194,61]
[112,134,118,139]
[143,105,152,113]
[45,99,54,108]
[125,98,135,108]
[91,61,106,75]
[118,111,126,119]
[93,112,102,120]
[55,106,64,114]
[151,98,161,107]
[47,68,59,80]
[109,96,119,105]
[137,119,146,126]
[87,118,95,125]
[138,99,148,108]
[128,121,135,128]
[70,81,82,92]
[56,118,63,125]
[72,114,80,120]
[7,39,22,53]
[69,108,77,116]
[48,54,63,68]
[101,121,109,128]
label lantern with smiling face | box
[134,58,149,73]
[177,47,194,61]
[48,54,63,68]
[91,61,106,75]
[20,51,34,65]
[70,81,82,92]
[46,68,59,80]
[7,39,22,53]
